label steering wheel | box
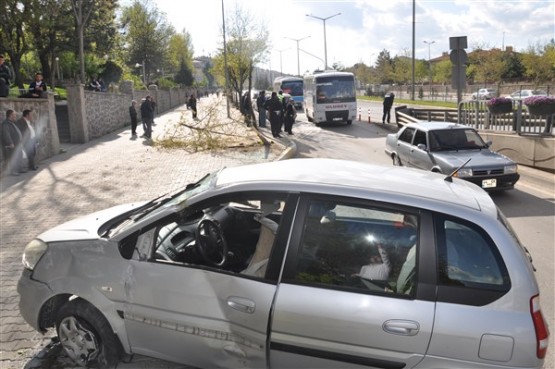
[195,218,228,267]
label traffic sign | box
[450,49,468,65]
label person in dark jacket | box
[188,94,197,119]
[263,92,283,138]
[140,96,154,139]
[129,100,138,137]
[24,72,48,98]
[256,90,267,127]
[284,98,297,135]
[0,55,13,97]
[382,92,395,124]
[1,110,24,175]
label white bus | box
[273,76,303,109]
[303,71,357,125]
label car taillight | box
[530,294,549,359]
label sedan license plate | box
[482,178,497,188]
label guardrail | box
[394,101,554,136]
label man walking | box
[140,96,154,139]
[129,100,138,137]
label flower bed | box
[486,97,513,115]
[524,96,555,116]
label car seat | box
[241,202,280,277]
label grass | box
[358,95,458,109]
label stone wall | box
[84,90,130,140]
[67,82,189,143]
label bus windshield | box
[281,80,303,97]
[316,76,356,103]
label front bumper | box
[464,173,520,191]
[17,269,53,332]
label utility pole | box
[285,36,310,76]
[221,0,230,118]
[423,40,435,100]
[306,13,341,70]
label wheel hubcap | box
[58,316,99,366]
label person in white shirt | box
[355,244,391,281]
[15,109,38,170]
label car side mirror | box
[485,140,492,147]
[417,143,428,151]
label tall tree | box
[521,42,555,84]
[374,49,394,84]
[0,0,32,88]
[167,30,194,77]
[211,4,268,104]
[71,0,96,83]
[120,0,174,86]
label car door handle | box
[227,296,255,314]
[382,320,420,336]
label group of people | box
[1,109,39,176]
[1,54,49,99]
[256,90,297,138]
[128,95,157,139]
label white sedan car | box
[18,159,548,369]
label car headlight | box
[504,164,518,174]
[22,239,48,271]
[454,168,473,177]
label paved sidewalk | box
[0,95,288,369]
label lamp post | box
[306,12,341,70]
[276,48,289,76]
[285,36,310,76]
[423,40,435,99]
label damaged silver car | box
[18,158,548,369]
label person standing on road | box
[129,100,138,138]
[256,90,267,127]
[140,96,154,139]
[263,92,283,138]
[188,94,197,119]
[284,98,297,135]
[15,109,38,170]
[1,110,24,176]
[382,92,395,124]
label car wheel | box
[392,154,402,166]
[347,120,352,125]
[56,299,121,368]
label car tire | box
[56,299,122,368]
[392,154,402,166]
[347,120,352,125]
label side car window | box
[438,218,509,289]
[295,199,419,296]
[398,127,415,144]
[149,194,287,280]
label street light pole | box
[285,36,310,76]
[276,48,289,76]
[306,13,341,70]
[423,40,435,99]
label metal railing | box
[393,101,554,136]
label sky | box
[151,0,554,76]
